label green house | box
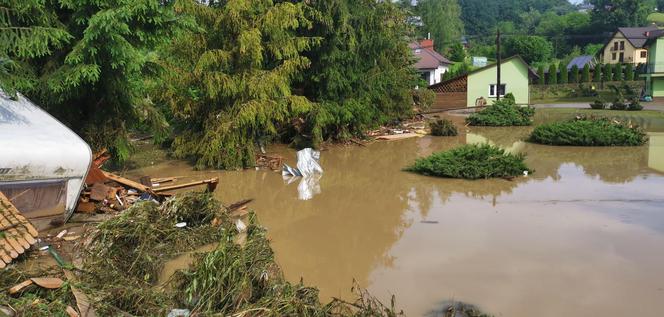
[642,29,664,97]
[429,56,537,110]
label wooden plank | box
[101,171,150,192]
[376,133,423,141]
[89,183,112,202]
[152,178,219,193]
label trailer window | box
[0,180,66,217]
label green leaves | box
[406,144,531,179]
[466,99,535,126]
[529,116,648,146]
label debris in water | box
[282,148,324,200]
[175,222,187,228]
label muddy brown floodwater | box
[127,118,664,317]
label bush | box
[610,100,627,110]
[405,144,532,179]
[429,118,458,136]
[590,100,606,109]
[466,99,535,126]
[627,99,643,111]
[504,92,516,103]
[529,116,647,146]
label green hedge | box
[405,144,532,179]
[529,117,647,146]
[466,99,535,126]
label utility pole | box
[496,28,502,101]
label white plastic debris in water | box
[523,171,529,177]
[282,148,324,201]
[235,219,247,233]
[175,222,187,228]
[282,148,323,177]
[167,309,191,317]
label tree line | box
[1,0,425,169]
[534,63,640,85]
[400,0,659,66]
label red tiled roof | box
[410,42,452,70]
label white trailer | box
[0,91,91,226]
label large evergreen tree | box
[416,0,464,52]
[157,0,316,169]
[300,0,420,143]
[1,0,177,160]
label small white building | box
[410,39,451,86]
[0,90,91,226]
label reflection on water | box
[127,121,664,317]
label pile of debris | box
[76,150,219,215]
[367,116,429,141]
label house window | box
[641,51,648,58]
[619,52,624,62]
[620,41,625,50]
[489,84,506,98]
[613,42,619,50]
[612,52,617,60]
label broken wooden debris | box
[0,192,39,268]
[376,133,423,141]
[78,166,220,216]
[152,178,219,193]
[8,277,64,295]
[256,154,284,170]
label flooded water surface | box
[129,117,664,317]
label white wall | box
[423,65,449,86]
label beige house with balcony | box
[600,26,659,65]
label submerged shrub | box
[610,100,627,110]
[429,118,458,136]
[466,99,535,126]
[589,100,606,110]
[627,99,643,111]
[405,144,531,179]
[529,116,647,146]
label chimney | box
[420,39,434,50]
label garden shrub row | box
[529,116,647,146]
[405,144,531,179]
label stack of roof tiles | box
[0,192,39,268]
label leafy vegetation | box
[429,118,458,136]
[1,0,178,161]
[405,144,531,179]
[3,0,421,169]
[466,99,535,126]
[529,116,648,146]
[75,192,406,316]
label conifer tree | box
[625,63,634,81]
[604,63,613,81]
[560,65,568,84]
[1,0,177,160]
[594,64,602,82]
[570,65,579,83]
[614,63,623,81]
[582,64,591,83]
[300,0,419,143]
[537,65,545,85]
[548,63,558,85]
[160,0,317,169]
